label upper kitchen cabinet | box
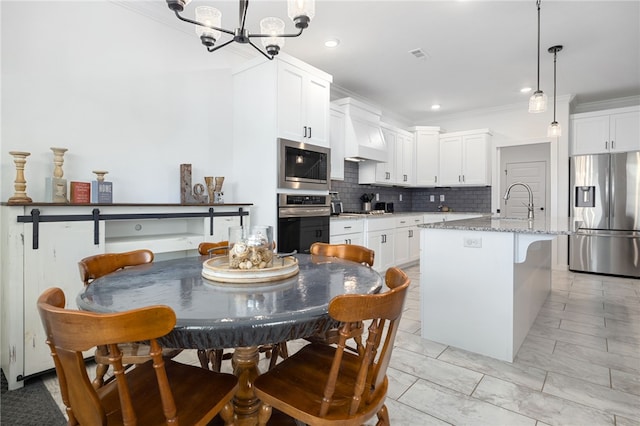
[358,124,396,185]
[394,129,415,186]
[329,104,345,180]
[570,106,640,156]
[439,129,492,186]
[413,126,441,187]
[278,60,331,147]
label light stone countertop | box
[419,215,577,235]
[331,212,486,221]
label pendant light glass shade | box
[547,121,561,137]
[288,0,315,26]
[194,6,222,41]
[260,17,285,52]
[529,90,547,113]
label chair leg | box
[376,404,390,426]
[258,402,272,426]
[211,349,223,373]
[197,349,209,369]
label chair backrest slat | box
[310,242,375,267]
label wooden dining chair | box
[37,287,238,426]
[254,266,410,426]
[305,242,376,354]
[310,242,375,267]
[198,240,230,256]
[78,249,181,388]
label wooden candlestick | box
[50,147,68,178]
[92,170,108,182]
[7,151,32,204]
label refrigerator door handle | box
[576,229,640,238]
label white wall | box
[1,1,245,203]
[415,96,572,268]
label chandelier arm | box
[248,40,276,60]
[206,38,236,53]
[173,10,235,36]
[248,28,305,39]
[239,0,249,33]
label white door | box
[503,161,547,218]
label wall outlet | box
[375,193,379,201]
[430,195,435,202]
[463,237,482,248]
[440,194,445,202]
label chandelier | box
[528,0,547,113]
[166,0,315,60]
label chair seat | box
[97,359,237,425]
[254,343,388,423]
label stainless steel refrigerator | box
[569,151,640,278]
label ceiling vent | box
[409,48,429,60]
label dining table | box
[76,253,383,426]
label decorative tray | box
[202,256,299,283]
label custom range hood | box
[333,97,387,162]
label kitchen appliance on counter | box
[277,193,330,254]
[330,192,343,216]
[278,138,330,191]
[374,202,394,213]
[569,151,639,278]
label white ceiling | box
[122,0,640,123]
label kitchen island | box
[419,216,575,362]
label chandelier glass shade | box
[547,45,563,137]
[166,0,315,60]
[529,0,547,113]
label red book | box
[70,181,91,204]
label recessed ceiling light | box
[324,38,340,48]
[431,104,441,110]
[520,87,532,93]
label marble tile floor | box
[42,265,640,425]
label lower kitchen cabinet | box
[0,203,250,390]
[330,218,364,245]
[394,215,423,265]
[364,217,395,272]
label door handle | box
[308,127,311,138]
[304,126,308,138]
[611,140,615,149]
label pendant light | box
[547,45,563,137]
[528,0,547,113]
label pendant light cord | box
[553,49,557,122]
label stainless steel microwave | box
[278,138,331,191]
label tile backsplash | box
[330,161,491,213]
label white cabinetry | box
[278,60,331,147]
[359,125,396,185]
[330,218,364,245]
[394,215,423,265]
[439,129,492,186]
[395,129,415,186]
[570,107,640,155]
[233,53,331,227]
[413,126,441,187]
[0,203,250,390]
[330,105,345,180]
[364,217,395,273]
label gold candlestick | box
[7,151,33,204]
[93,170,108,182]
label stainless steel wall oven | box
[277,194,330,254]
[278,138,330,191]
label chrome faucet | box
[503,182,535,220]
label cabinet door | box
[409,225,421,262]
[393,227,410,265]
[277,63,305,142]
[23,221,104,376]
[610,111,640,152]
[415,131,439,186]
[395,132,415,186]
[439,136,463,185]
[367,230,394,272]
[571,115,610,155]
[378,128,396,183]
[330,108,345,180]
[462,134,490,185]
[330,233,363,245]
[305,75,330,147]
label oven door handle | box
[279,207,331,218]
